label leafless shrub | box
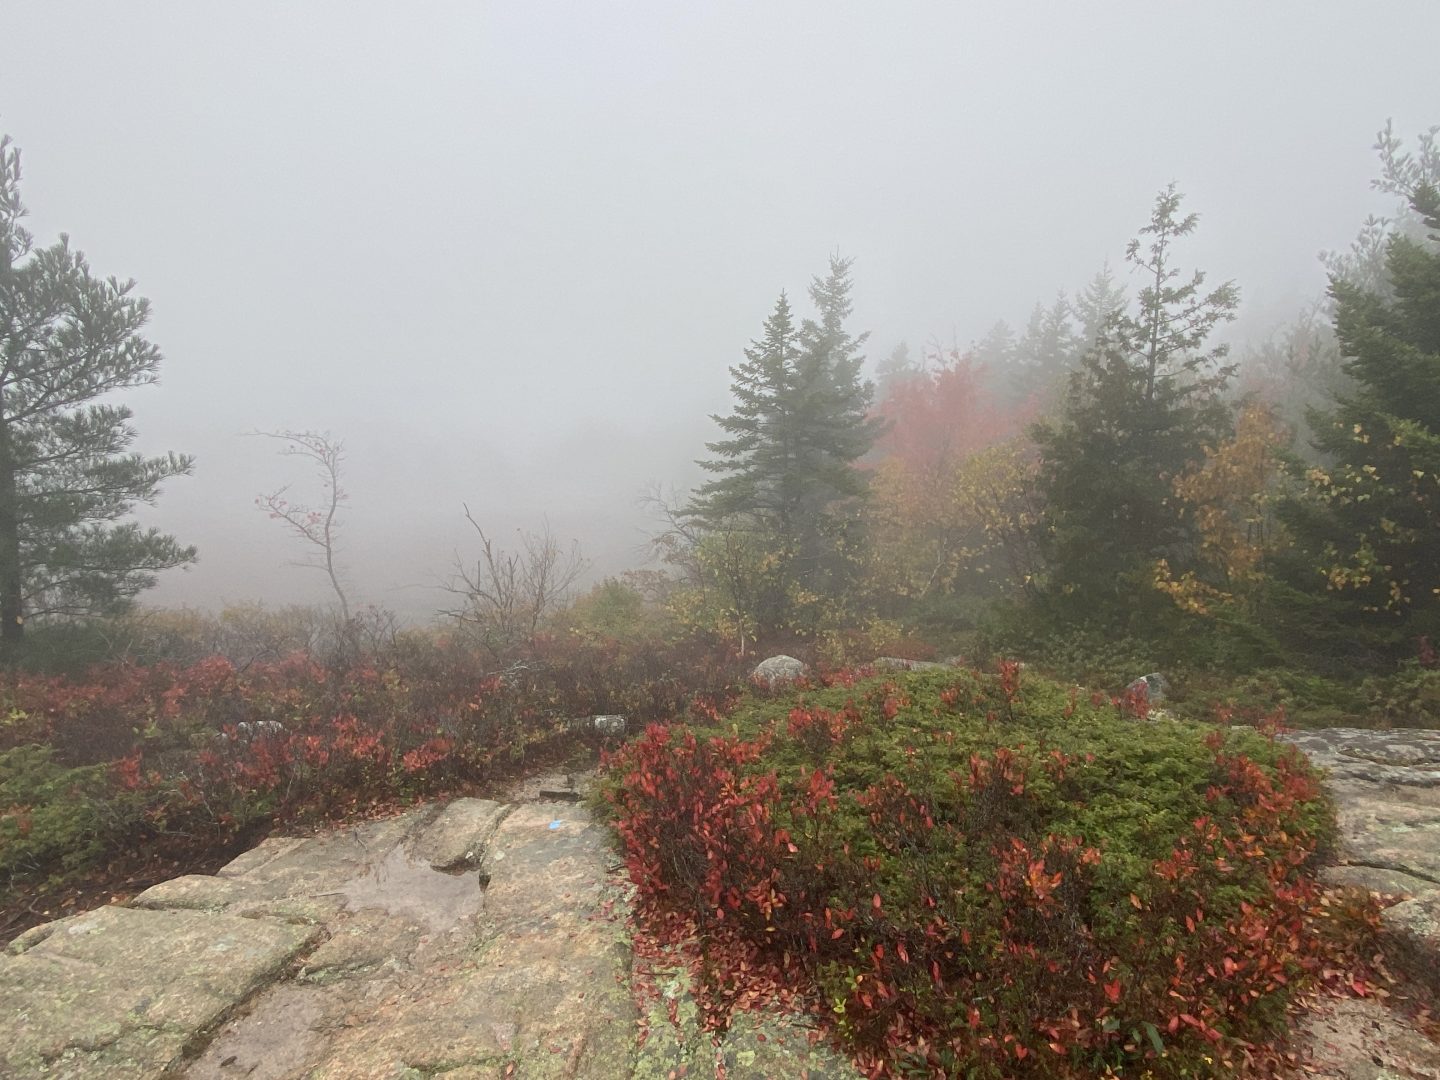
[440,507,587,663]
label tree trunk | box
[0,240,20,656]
[0,411,24,654]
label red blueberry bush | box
[0,631,741,940]
[604,667,1382,1078]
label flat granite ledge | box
[0,905,319,1079]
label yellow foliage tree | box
[1155,403,1289,614]
[866,439,1043,610]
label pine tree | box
[690,256,883,607]
[0,135,194,653]
[1277,183,1440,659]
[1034,186,1238,608]
[1019,295,1077,371]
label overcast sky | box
[2,1,1436,620]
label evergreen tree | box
[1245,127,1437,469]
[1033,186,1238,608]
[1322,122,1440,298]
[1277,183,1440,659]
[1073,263,1127,349]
[1018,295,1077,372]
[1009,293,1078,405]
[788,256,885,575]
[690,291,801,527]
[0,135,194,653]
[971,319,1017,372]
[875,340,918,396]
[690,256,883,610]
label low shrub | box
[1197,669,1368,730]
[970,607,1163,693]
[0,659,550,923]
[813,619,940,669]
[1360,663,1440,728]
[0,746,122,890]
[604,668,1378,1078]
[0,632,745,939]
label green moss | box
[709,669,1332,868]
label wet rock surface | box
[0,780,854,1079]
[1294,996,1440,1080]
[1281,727,1440,1076]
[1,795,605,1078]
[0,906,319,1078]
[872,656,952,672]
[1281,728,1440,901]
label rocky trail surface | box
[3,730,1440,1079]
[1280,727,1440,1079]
[0,772,856,1080]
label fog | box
[2,1,1435,620]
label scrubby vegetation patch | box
[605,668,1382,1078]
[0,633,740,938]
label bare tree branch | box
[252,430,351,622]
[439,506,586,662]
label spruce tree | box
[971,320,1017,372]
[1277,183,1440,659]
[691,292,802,527]
[1073,263,1128,349]
[1008,294,1078,405]
[875,340,918,396]
[0,135,194,653]
[690,256,883,602]
[1033,186,1238,608]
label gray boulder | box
[750,654,810,689]
[1124,672,1169,704]
[591,714,628,737]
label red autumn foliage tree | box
[865,350,1045,607]
[871,348,1034,477]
